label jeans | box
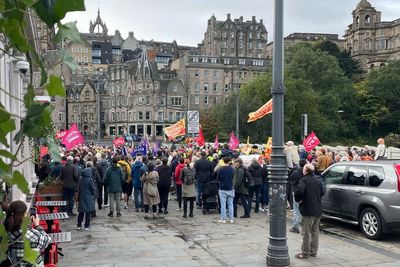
[176,185,182,209]
[158,186,170,212]
[77,212,91,228]
[196,181,207,207]
[261,183,269,207]
[248,185,261,212]
[301,216,321,256]
[63,187,75,214]
[292,193,301,230]
[109,192,121,213]
[219,189,234,220]
[133,188,143,209]
[233,193,250,217]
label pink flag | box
[214,134,219,150]
[228,132,239,150]
[55,130,67,139]
[113,137,125,146]
[303,131,320,152]
[62,124,85,150]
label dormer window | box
[365,15,371,24]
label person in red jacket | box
[174,157,185,211]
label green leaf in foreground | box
[45,75,66,97]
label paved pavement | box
[58,199,400,267]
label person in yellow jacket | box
[118,156,132,209]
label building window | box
[145,96,150,105]
[192,57,199,63]
[204,96,209,105]
[92,49,101,57]
[257,42,262,49]
[224,84,230,91]
[175,112,182,121]
[93,58,101,64]
[169,112,173,122]
[171,97,182,106]
[231,32,234,38]
[71,46,76,52]
[252,60,264,66]
[194,95,200,105]
[223,58,230,64]
[159,96,166,106]
[111,112,115,121]
[248,42,253,49]
[213,83,217,92]
[58,112,63,121]
[213,97,218,104]
[194,70,199,76]
[249,32,253,39]
[122,112,126,121]
[239,32,243,39]
[211,58,217,64]
[145,111,151,120]
[204,70,208,77]
[194,82,200,92]
[138,111,143,120]
[157,111,164,122]
[201,57,207,63]
[239,42,243,49]
[204,83,208,92]
[84,47,88,53]
[239,59,246,65]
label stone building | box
[200,14,269,58]
[103,51,187,139]
[344,0,400,71]
[67,80,98,138]
[266,32,345,59]
[172,53,270,110]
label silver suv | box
[321,160,400,240]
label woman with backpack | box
[141,162,160,219]
[180,159,196,218]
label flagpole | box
[267,0,290,266]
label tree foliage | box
[0,0,85,263]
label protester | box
[217,156,235,224]
[141,162,160,219]
[118,156,132,209]
[104,157,124,217]
[156,157,172,214]
[248,158,264,213]
[294,163,325,259]
[289,159,306,233]
[92,157,104,210]
[233,158,250,218]
[3,200,51,266]
[174,157,185,211]
[60,156,79,216]
[131,156,145,212]
[98,153,110,207]
[193,151,213,209]
[180,159,196,218]
[375,138,387,160]
[76,167,96,230]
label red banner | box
[163,119,186,141]
[61,124,85,150]
[55,130,67,139]
[195,128,205,147]
[113,137,125,146]
[247,99,273,123]
[214,134,219,150]
[303,131,320,152]
[228,132,239,150]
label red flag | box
[303,131,320,152]
[214,134,219,150]
[195,128,205,147]
[228,132,239,150]
[61,124,85,150]
[113,137,125,147]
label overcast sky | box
[64,0,400,46]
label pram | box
[202,180,219,214]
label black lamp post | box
[266,0,290,266]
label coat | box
[193,157,213,183]
[233,167,248,195]
[60,162,78,189]
[180,167,196,198]
[131,160,145,188]
[294,173,325,217]
[104,165,124,193]
[77,168,96,213]
[156,164,172,188]
[248,162,263,186]
[141,171,160,206]
[174,163,185,186]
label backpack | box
[120,163,130,183]
[183,167,195,185]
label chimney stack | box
[260,19,263,24]
[227,13,231,20]
[129,31,134,38]
[252,16,256,22]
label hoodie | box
[174,163,185,186]
[131,160,146,188]
[248,161,263,186]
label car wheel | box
[360,208,383,240]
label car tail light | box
[395,164,400,192]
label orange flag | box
[163,119,186,140]
[247,99,273,123]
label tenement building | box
[344,0,400,71]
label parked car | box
[321,160,400,240]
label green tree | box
[0,0,85,263]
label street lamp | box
[266,0,290,266]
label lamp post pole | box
[266,0,290,266]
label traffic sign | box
[187,110,199,134]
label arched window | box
[365,15,371,24]
[356,16,360,24]
[380,63,385,67]
[370,64,375,69]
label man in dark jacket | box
[60,156,79,216]
[76,167,96,230]
[248,158,263,213]
[156,157,172,214]
[104,157,124,217]
[289,159,306,233]
[233,158,250,218]
[194,151,213,208]
[131,157,146,212]
[294,163,325,259]
[98,153,110,207]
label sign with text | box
[187,110,199,134]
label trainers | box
[218,219,226,224]
[290,227,300,233]
[124,205,128,209]
[259,208,265,212]
[76,226,82,230]
[117,213,121,217]
[163,210,169,215]
[176,208,181,211]
[189,214,194,218]
[84,227,90,231]
[229,219,234,224]
[103,204,109,207]
[108,212,114,217]
[240,214,250,218]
